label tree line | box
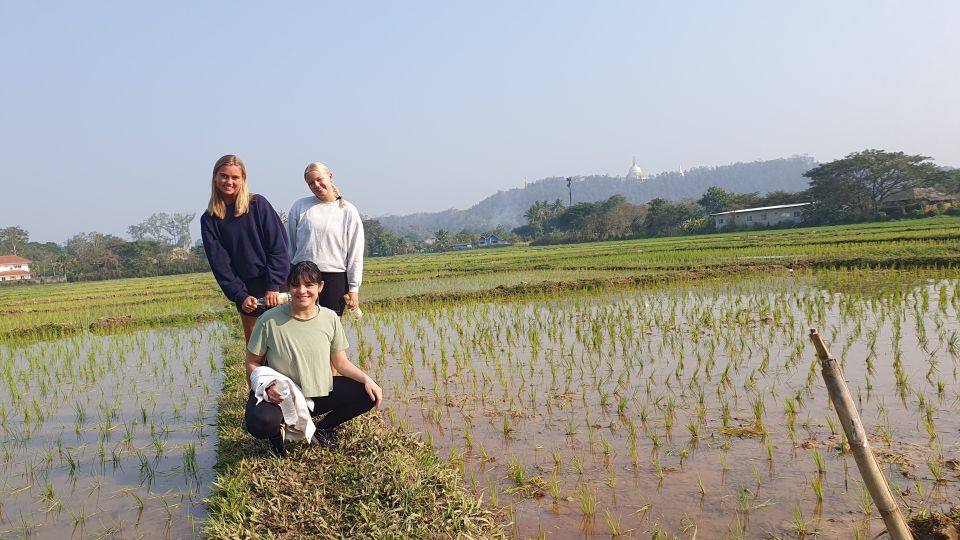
[3,149,957,283]
[510,149,960,244]
[0,212,207,282]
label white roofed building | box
[709,203,810,229]
[0,255,32,283]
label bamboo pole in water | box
[808,328,913,540]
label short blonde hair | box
[208,155,254,219]
[304,162,345,208]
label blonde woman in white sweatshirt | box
[287,162,365,316]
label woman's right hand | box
[241,295,258,313]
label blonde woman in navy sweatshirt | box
[201,155,290,343]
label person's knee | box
[355,392,376,414]
[245,407,281,439]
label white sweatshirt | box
[287,197,365,292]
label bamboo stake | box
[808,328,913,540]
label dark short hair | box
[287,261,323,287]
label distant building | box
[0,255,33,283]
[626,157,649,181]
[450,243,472,250]
[478,235,511,247]
[882,187,956,213]
[709,203,810,229]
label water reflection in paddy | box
[0,323,229,539]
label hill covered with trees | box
[377,156,816,239]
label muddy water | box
[351,272,960,538]
[0,323,229,539]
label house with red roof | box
[0,255,32,283]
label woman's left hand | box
[265,382,286,404]
[346,292,359,310]
[363,377,382,408]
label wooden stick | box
[808,328,913,540]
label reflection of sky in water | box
[0,323,228,539]
[349,273,960,539]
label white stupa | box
[626,157,648,181]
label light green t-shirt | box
[248,304,349,397]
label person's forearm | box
[245,352,264,389]
[331,355,370,384]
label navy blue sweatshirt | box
[200,195,290,311]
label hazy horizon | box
[2,2,958,244]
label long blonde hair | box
[208,155,254,219]
[304,162,346,208]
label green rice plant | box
[577,484,597,515]
[572,453,584,474]
[507,457,525,486]
[651,523,677,540]
[812,475,824,501]
[857,482,872,516]
[825,415,837,436]
[603,509,622,537]
[738,485,750,513]
[69,505,87,527]
[812,449,826,475]
[41,481,61,512]
[549,468,561,499]
[792,505,813,538]
[928,459,946,483]
[129,490,144,515]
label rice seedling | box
[577,484,597,515]
[857,482,872,516]
[812,475,823,502]
[928,459,947,483]
[603,509,623,536]
[812,449,826,475]
[792,505,814,538]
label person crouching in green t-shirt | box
[244,261,383,457]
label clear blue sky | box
[1,1,958,243]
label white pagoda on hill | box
[626,157,649,181]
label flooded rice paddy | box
[0,323,229,539]
[353,271,960,538]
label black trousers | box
[245,376,375,439]
[318,271,348,316]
